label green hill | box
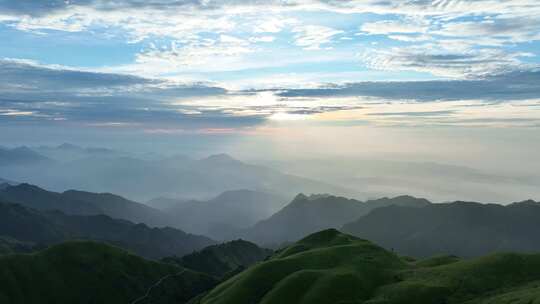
[163,239,272,278]
[0,241,218,304]
[198,229,540,304]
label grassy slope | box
[200,229,540,304]
[164,239,273,278]
[201,229,405,304]
[0,241,218,304]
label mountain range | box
[2,180,540,303]
[34,143,126,161]
[0,183,291,236]
[239,193,430,246]
[0,146,52,166]
[0,146,353,201]
[343,199,540,257]
[4,179,540,259]
[0,201,215,259]
[155,190,288,238]
[0,183,173,227]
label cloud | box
[2,0,539,40]
[3,1,540,16]
[0,58,228,106]
[2,0,539,82]
[0,58,360,127]
[252,17,296,33]
[250,36,276,43]
[311,98,540,128]
[435,16,540,44]
[276,69,540,101]
[0,58,155,91]
[366,110,455,117]
[0,58,248,128]
[292,25,343,50]
[360,18,429,35]
[387,34,432,42]
[361,46,532,78]
[129,35,254,75]
[2,57,540,129]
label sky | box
[1,0,540,173]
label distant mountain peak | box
[293,193,308,201]
[511,199,539,206]
[12,146,38,154]
[202,153,238,163]
[299,228,342,244]
[307,193,332,200]
[8,183,43,192]
[164,153,192,162]
[212,189,258,200]
[12,145,30,151]
[57,143,82,150]
[291,193,345,203]
[0,146,50,164]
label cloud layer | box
[1,58,539,129]
[1,0,539,79]
[0,0,539,130]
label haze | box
[1,0,540,203]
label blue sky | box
[0,0,540,148]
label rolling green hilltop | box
[163,239,272,278]
[0,241,218,304]
[199,229,540,304]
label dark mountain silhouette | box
[0,183,103,215]
[199,229,540,304]
[242,194,430,246]
[343,199,540,257]
[163,239,272,278]
[0,178,17,190]
[161,190,288,238]
[0,241,218,304]
[62,189,171,227]
[0,183,293,235]
[0,201,215,259]
[0,183,175,227]
[0,146,52,166]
